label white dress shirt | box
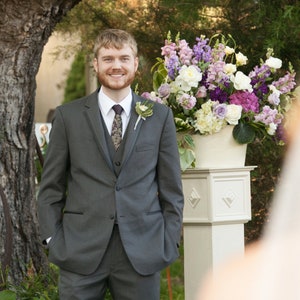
[98,87,132,137]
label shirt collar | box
[98,87,132,117]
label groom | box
[37,28,184,300]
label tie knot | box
[112,105,123,115]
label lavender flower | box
[178,93,196,110]
[158,83,171,98]
[213,103,227,119]
[272,72,296,93]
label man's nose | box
[112,59,122,68]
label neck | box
[102,86,131,103]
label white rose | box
[224,63,237,75]
[225,104,242,125]
[231,71,253,92]
[235,52,248,66]
[225,46,235,55]
[176,65,202,92]
[265,57,282,69]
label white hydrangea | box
[194,100,227,134]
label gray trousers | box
[58,224,160,300]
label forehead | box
[97,44,135,57]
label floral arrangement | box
[141,32,297,169]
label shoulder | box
[56,90,98,113]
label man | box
[37,28,184,299]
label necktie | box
[111,104,123,150]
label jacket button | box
[109,215,114,220]
[116,186,121,191]
[115,161,121,166]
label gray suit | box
[37,90,184,278]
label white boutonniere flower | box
[134,101,154,130]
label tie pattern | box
[111,105,123,150]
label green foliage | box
[63,51,86,104]
[0,290,16,300]
[244,139,285,243]
[0,264,59,300]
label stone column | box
[182,166,255,300]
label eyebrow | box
[101,54,131,59]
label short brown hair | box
[93,29,138,58]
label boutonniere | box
[134,101,154,130]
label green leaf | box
[177,133,195,171]
[179,147,195,172]
[152,70,165,91]
[0,290,17,300]
[233,123,256,144]
[183,134,194,148]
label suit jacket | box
[37,89,184,276]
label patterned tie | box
[111,104,123,150]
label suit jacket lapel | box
[83,91,114,171]
[121,94,142,168]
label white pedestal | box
[182,167,255,300]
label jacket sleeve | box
[37,108,69,242]
[157,107,184,247]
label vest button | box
[115,161,121,166]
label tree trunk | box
[0,0,81,285]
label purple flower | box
[196,86,207,98]
[178,93,196,110]
[254,106,281,125]
[178,39,193,65]
[141,92,163,104]
[272,72,296,93]
[206,61,229,90]
[166,55,179,80]
[158,83,171,98]
[192,36,212,64]
[229,91,259,113]
[210,87,228,103]
[161,41,177,57]
[213,103,227,119]
[249,65,271,96]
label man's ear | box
[134,57,139,72]
[93,58,99,73]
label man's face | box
[93,45,138,93]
